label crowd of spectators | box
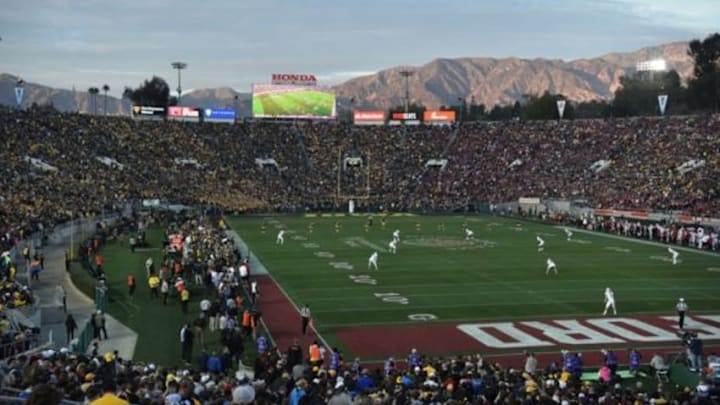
[2,343,719,404]
[2,110,719,237]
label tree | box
[521,91,574,120]
[574,100,611,119]
[612,70,685,116]
[488,104,517,121]
[686,33,720,112]
[123,76,174,107]
[102,84,110,115]
[87,87,100,115]
[467,96,486,121]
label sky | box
[0,0,717,97]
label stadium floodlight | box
[636,59,667,72]
[171,61,188,105]
[399,70,414,113]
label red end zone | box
[336,315,720,363]
[257,274,720,366]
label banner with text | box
[423,110,456,123]
[167,106,200,122]
[353,110,385,125]
[131,106,165,121]
[203,108,236,123]
[389,111,420,125]
[271,73,318,86]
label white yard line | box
[563,227,720,258]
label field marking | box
[649,255,683,264]
[408,313,437,321]
[708,267,720,272]
[605,246,631,253]
[345,237,387,253]
[568,239,592,244]
[318,309,720,329]
[564,227,720,257]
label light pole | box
[399,70,414,113]
[171,61,188,105]
[457,97,464,122]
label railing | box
[0,333,43,361]
[74,319,95,354]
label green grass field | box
[229,214,720,348]
[252,89,336,117]
[70,227,257,367]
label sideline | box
[225,229,269,275]
[562,227,720,257]
[226,223,333,350]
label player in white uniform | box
[536,236,545,252]
[392,229,400,243]
[368,251,379,270]
[388,239,397,254]
[465,228,474,240]
[603,287,617,316]
[276,229,285,245]
[668,247,679,265]
[545,258,557,275]
[564,227,573,241]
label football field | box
[229,214,720,359]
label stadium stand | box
[1,109,720,403]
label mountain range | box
[0,42,693,115]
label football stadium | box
[1,4,720,405]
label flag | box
[657,94,668,115]
[556,99,566,120]
[14,86,24,106]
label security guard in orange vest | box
[309,340,322,366]
[241,309,255,337]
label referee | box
[676,298,688,329]
[300,304,311,335]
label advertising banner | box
[353,110,385,125]
[203,108,236,123]
[131,106,165,121]
[392,112,417,120]
[423,110,456,123]
[167,106,200,122]
[271,73,318,86]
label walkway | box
[23,223,138,360]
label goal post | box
[335,147,371,208]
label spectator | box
[64,313,77,343]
